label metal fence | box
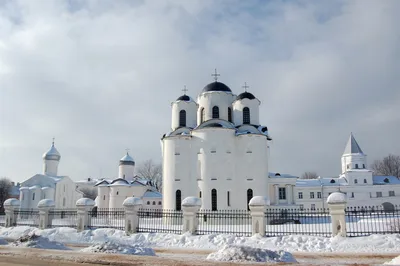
[346,206,400,236]
[137,209,182,234]
[0,211,5,226]
[87,208,125,230]
[196,210,252,236]
[15,209,40,227]
[265,208,331,237]
[50,209,78,228]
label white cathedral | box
[161,73,400,211]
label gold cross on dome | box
[211,68,220,81]
[242,82,249,92]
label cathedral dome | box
[237,92,256,100]
[42,143,61,161]
[176,95,191,101]
[202,82,232,93]
[119,152,135,166]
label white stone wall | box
[232,98,260,126]
[43,159,59,176]
[54,177,83,209]
[171,100,198,130]
[197,92,236,124]
[142,197,163,210]
[118,164,135,181]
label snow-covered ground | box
[1,226,400,254]
[9,233,69,250]
[385,255,400,265]
[81,241,155,256]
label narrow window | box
[228,108,232,122]
[158,201,162,205]
[200,108,205,123]
[363,164,365,168]
[355,164,359,169]
[199,191,202,198]
[227,191,230,207]
[354,179,358,184]
[63,197,66,207]
[176,190,182,211]
[317,192,322,198]
[364,179,367,184]
[211,189,217,211]
[247,189,253,211]
[376,192,382,198]
[389,191,395,197]
[310,192,315,199]
[152,201,156,205]
[311,204,316,210]
[279,187,286,200]
[351,192,354,198]
[123,174,125,179]
[212,106,219,119]
[103,195,105,200]
[243,107,250,124]
[116,191,119,195]
[32,193,35,201]
[298,192,303,199]
[179,110,186,127]
[147,201,150,205]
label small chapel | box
[161,71,272,210]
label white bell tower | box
[42,138,61,176]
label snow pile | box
[10,233,69,250]
[384,255,400,265]
[207,245,297,263]
[81,241,155,256]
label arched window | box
[176,190,182,211]
[199,191,202,198]
[211,189,217,211]
[147,201,150,205]
[228,108,232,122]
[116,191,119,195]
[152,201,156,205]
[227,191,230,207]
[212,106,219,119]
[158,201,162,205]
[355,164,359,169]
[32,193,35,201]
[179,110,186,127]
[243,107,250,124]
[247,189,253,211]
[364,179,367,183]
[200,108,205,123]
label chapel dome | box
[42,142,61,161]
[237,91,256,100]
[202,81,232,93]
[176,95,191,101]
[119,152,135,166]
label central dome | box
[202,81,232,93]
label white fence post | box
[37,199,55,229]
[327,192,347,237]
[4,199,20,227]
[182,197,202,235]
[76,198,95,232]
[249,196,270,236]
[123,197,143,234]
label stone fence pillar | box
[182,197,202,235]
[123,197,143,234]
[249,196,270,236]
[4,199,20,227]
[76,198,95,232]
[37,199,55,229]
[327,192,347,237]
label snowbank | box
[10,233,69,250]
[1,227,400,254]
[384,255,400,265]
[207,245,296,263]
[81,241,155,256]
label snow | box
[123,197,143,206]
[384,255,400,265]
[327,192,347,204]
[207,245,297,263]
[2,227,400,254]
[10,233,69,250]
[76,198,95,206]
[37,199,55,207]
[249,196,270,206]
[81,241,155,256]
[182,197,202,206]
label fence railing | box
[0,211,5,227]
[346,206,400,236]
[15,209,40,227]
[265,208,331,237]
[50,209,77,228]
[137,209,182,234]
[196,210,252,236]
[88,208,125,230]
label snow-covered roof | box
[143,190,162,198]
[109,178,130,186]
[343,133,364,155]
[120,152,134,162]
[296,177,348,187]
[269,172,298,179]
[373,175,400,185]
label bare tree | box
[0,177,12,213]
[79,187,98,200]
[371,154,400,178]
[300,172,319,179]
[136,159,162,192]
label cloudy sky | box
[1,0,399,183]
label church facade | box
[19,141,84,209]
[161,75,272,210]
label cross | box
[242,82,249,92]
[211,68,220,81]
[125,148,130,154]
[182,85,188,95]
[52,137,55,145]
